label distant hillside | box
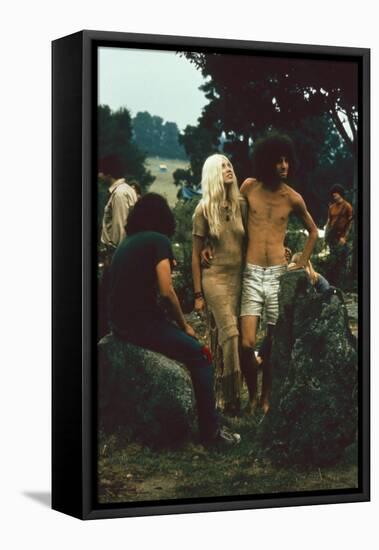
[133,112,187,160]
[146,157,190,206]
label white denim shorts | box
[240,263,287,324]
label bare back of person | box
[241,178,297,267]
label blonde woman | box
[192,154,253,415]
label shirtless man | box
[324,184,353,287]
[240,134,318,414]
[325,184,353,248]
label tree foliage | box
[172,198,200,312]
[172,168,196,189]
[98,105,155,191]
[183,52,357,156]
[132,111,187,160]
[177,52,357,225]
[177,125,218,185]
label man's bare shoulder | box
[285,185,305,206]
[240,178,259,195]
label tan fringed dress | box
[193,200,246,413]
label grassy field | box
[97,315,358,505]
[146,156,190,206]
[98,416,358,504]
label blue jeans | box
[115,316,219,440]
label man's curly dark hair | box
[126,192,176,237]
[329,184,346,198]
[252,132,299,183]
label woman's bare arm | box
[192,235,206,311]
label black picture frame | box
[52,30,370,520]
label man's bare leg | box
[240,315,260,412]
[260,323,275,414]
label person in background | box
[284,247,292,264]
[101,173,138,265]
[289,252,330,293]
[325,184,353,287]
[129,181,142,201]
[325,184,353,249]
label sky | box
[98,47,208,131]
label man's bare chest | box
[247,193,292,226]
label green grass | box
[97,310,359,505]
[97,412,358,504]
[146,156,190,206]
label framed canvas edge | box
[80,28,370,57]
[53,30,370,520]
[83,492,369,521]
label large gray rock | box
[98,335,196,447]
[259,270,358,466]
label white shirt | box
[100,179,138,248]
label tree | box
[98,105,154,191]
[160,121,187,159]
[178,53,357,218]
[132,111,187,159]
[175,124,219,187]
[182,52,358,159]
[172,168,195,189]
[132,111,163,155]
[180,52,358,285]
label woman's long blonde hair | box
[195,154,240,238]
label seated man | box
[289,252,330,293]
[108,192,240,447]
